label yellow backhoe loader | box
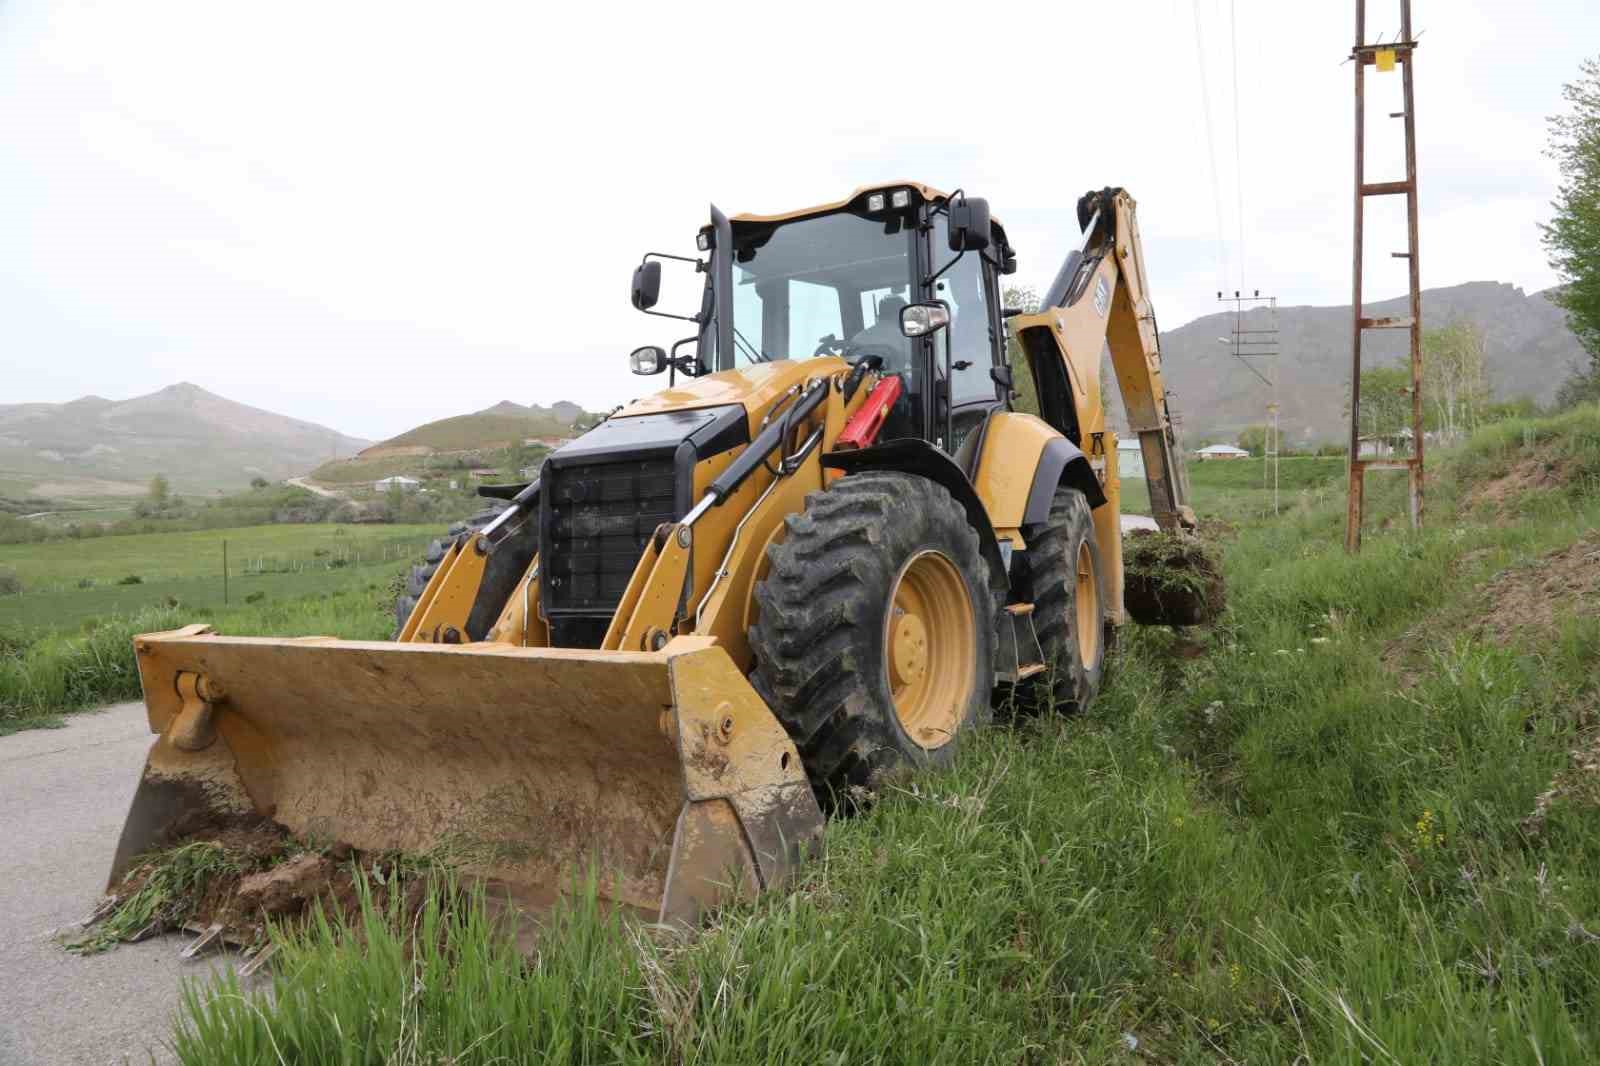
[113,183,1199,926]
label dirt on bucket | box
[1122,530,1226,628]
[68,816,435,955]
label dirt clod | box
[234,853,335,916]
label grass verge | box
[0,579,400,734]
[167,407,1600,1064]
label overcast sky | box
[2,1,1595,440]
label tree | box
[1002,284,1043,416]
[1344,366,1414,451]
[1421,319,1489,442]
[1541,57,1600,406]
[148,474,170,505]
[250,476,270,490]
[1236,424,1269,456]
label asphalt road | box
[0,704,241,1066]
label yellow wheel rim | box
[1074,541,1099,666]
[884,549,975,750]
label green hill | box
[377,400,591,452]
[309,401,598,485]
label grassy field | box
[0,583,407,735]
[1121,453,1347,519]
[0,524,438,633]
[0,523,448,733]
[165,406,1600,1063]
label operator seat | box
[847,295,910,370]
[848,294,919,442]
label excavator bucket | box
[110,626,823,925]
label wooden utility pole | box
[1346,0,1423,552]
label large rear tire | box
[1019,485,1106,712]
[749,471,996,804]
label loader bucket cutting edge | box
[112,628,824,926]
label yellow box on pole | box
[1375,48,1396,71]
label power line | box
[1191,0,1228,294]
[1229,0,1246,293]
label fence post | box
[223,539,229,605]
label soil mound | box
[1465,453,1574,514]
[1469,536,1600,646]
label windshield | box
[726,211,916,372]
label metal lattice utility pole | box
[1217,291,1281,514]
[1346,0,1423,552]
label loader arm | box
[1010,188,1195,532]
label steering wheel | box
[813,333,846,358]
[813,334,903,368]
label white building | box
[1116,437,1144,478]
[1196,444,1251,461]
[374,475,421,492]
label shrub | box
[117,575,143,586]
[77,577,95,589]
[244,591,265,604]
[0,568,20,596]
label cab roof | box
[727,180,1009,251]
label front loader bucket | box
[111,626,823,925]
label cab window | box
[931,216,999,406]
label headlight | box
[629,346,667,375]
[899,302,951,338]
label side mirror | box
[631,261,661,311]
[900,301,951,338]
[629,345,667,375]
[947,196,991,252]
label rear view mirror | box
[900,301,951,338]
[947,196,991,252]
[631,261,661,311]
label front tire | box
[393,507,504,634]
[1020,486,1107,712]
[750,472,996,803]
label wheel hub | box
[889,609,929,689]
[883,550,976,750]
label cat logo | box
[1093,275,1110,317]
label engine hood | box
[615,356,847,428]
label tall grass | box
[170,408,1600,1063]
[0,582,397,734]
[174,876,651,1064]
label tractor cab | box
[631,183,1016,461]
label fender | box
[1024,437,1106,525]
[821,438,1007,589]
[973,412,1106,531]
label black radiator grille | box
[544,454,679,614]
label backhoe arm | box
[1014,188,1195,531]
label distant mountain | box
[1146,282,1586,446]
[360,399,596,457]
[0,383,370,496]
